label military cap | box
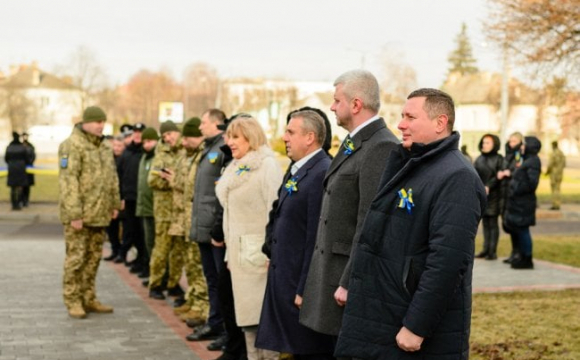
[120,123,133,137]
[141,127,160,141]
[160,120,180,135]
[182,117,202,137]
[133,122,146,132]
[83,106,107,123]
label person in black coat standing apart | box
[256,110,334,359]
[299,69,399,341]
[474,134,504,260]
[5,132,31,210]
[503,136,542,270]
[21,132,36,207]
[335,89,486,360]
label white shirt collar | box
[291,148,323,175]
[349,115,380,138]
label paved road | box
[1,213,579,360]
[0,220,204,360]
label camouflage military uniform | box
[148,141,184,290]
[168,146,209,317]
[546,147,566,209]
[58,124,121,310]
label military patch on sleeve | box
[60,155,69,169]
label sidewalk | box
[0,203,579,359]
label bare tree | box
[378,46,418,102]
[116,69,183,129]
[0,85,36,133]
[55,45,109,114]
[485,0,580,83]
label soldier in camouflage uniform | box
[546,140,566,210]
[166,118,210,324]
[58,106,121,319]
[147,121,186,299]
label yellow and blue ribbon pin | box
[285,176,299,195]
[398,188,414,214]
[236,165,250,176]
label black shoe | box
[485,254,497,260]
[130,264,144,274]
[124,259,136,267]
[207,334,228,351]
[138,269,150,279]
[167,285,185,297]
[186,318,206,329]
[173,296,187,307]
[511,256,534,269]
[185,324,222,341]
[103,253,118,261]
[142,279,149,287]
[475,251,488,259]
[149,287,166,300]
[113,256,125,264]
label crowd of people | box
[56,69,565,360]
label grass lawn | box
[471,289,580,360]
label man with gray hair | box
[300,70,399,341]
[256,110,335,358]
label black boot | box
[475,251,488,259]
[149,287,166,300]
[511,255,534,269]
[167,285,185,297]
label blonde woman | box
[215,116,283,360]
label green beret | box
[182,117,202,137]
[141,127,159,141]
[160,120,179,135]
[83,106,107,123]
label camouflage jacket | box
[147,140,183,222]
[168,146,203,236]
[546,148,566,181]
[58,124,121,226]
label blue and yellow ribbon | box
[236,165,250,176]
[398,188,414,214]
[285,176,299,195]
[343,138,355,155]
[208,152,219,164]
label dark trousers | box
[120,200,147,265]
[22,186,31,206]
[218,258,246,359]
[141,216,155,257]
[510,227,533,256]
[10,186,23,209]
[482,215,499,257]
[106,218,122,255]
[198,242,225,329]
[294,354,336,360]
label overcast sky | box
[1,0,503,88]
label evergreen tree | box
[448,23,479,76]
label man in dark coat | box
[299,70,399,338]
[5,132,31,210]
[335,89,486,360]
[21,132,35,207]
[256,110,334,359]
[116,123,147,276]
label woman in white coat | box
[215,116,283,360]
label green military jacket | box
[168,146,203,237]
[58,124,121,226]
[147,140,183,222]
[546,148,566,182]
[136,149,155,217]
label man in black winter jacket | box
[116,123,148,275]
[336,89,486,360]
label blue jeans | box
[510,227,533,256]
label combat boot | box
[68,304,87,319]
[85,300,114,313]
[173,303,191,315]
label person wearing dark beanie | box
[83,106,107,123]
[141,127,160,141]
[160,120,180,135]
[182,117,202,137]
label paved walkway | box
[0,203,579,359]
